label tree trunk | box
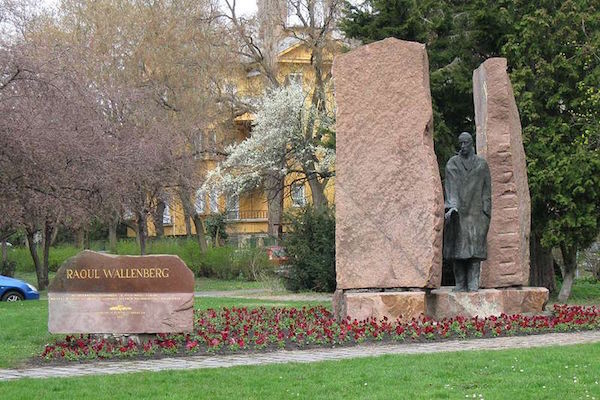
[557,244,577,303]
[75,227,85,249]
[215,226,221,248]
[26,228,46,290]
[266,176,284,240]
[1,241,6,264]
[529,232,556,292]
[184,210,192,238]
[50,224,59,246]
[137,212,147,255]
[41,221,52,288]
[307,175,328,209]
[152,200,166,238]
[192,214,208,252]
[108,217,118,254]
[178,190,194,238]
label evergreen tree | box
[341,0,600,300]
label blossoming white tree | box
[205,83,335,213]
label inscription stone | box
[48,250,194,334]
[473,58,531,287]
[333,38,444,290]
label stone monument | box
[332,38,444,321]
[48,250,194,333]
[473,57,531,288]
[427,58,548,319]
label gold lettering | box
[144,269,150,278]
[67,269,73,279]
[73,270,80,279]
[162,268,169,278]
[149,268,156,278]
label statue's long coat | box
[443,154,492,260]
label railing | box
[225,210,268,221]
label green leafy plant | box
[283,206,335,292]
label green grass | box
[1,343,600,399]
[0,300,60,369]
[558,279,600,304]
[195,277,267,291]
[0,297,328,369]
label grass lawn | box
[551,279,600,305]
[0,297,328,369]
[1,343,600,399]
[194,277,268,292]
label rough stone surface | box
[333,38,444,290]
[335,291,427,322]
[48,250,194,334]
[427,287,548,319]
[473,58,531,288]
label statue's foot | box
[467,287,479,292]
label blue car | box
[0,275,40,301]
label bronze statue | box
[443,132,491,292]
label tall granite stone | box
[333,38,444,290]
[473,58,531,287]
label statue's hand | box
[445,207,458,220]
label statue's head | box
[458,132,474,157]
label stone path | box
[2,330,600,381]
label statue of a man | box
[443,132,491,292]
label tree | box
[56,0,233,253]
[219,0,343,237]
[204,84,335,213]
[341,0,600,300]
[0,23,109,288]
[501,0,600,301]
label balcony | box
[225,210,268,222]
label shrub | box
[196,247,272,281]
[283,205,335,292]
[6,237,272,282]
[205,213,228,244]
[198,246,235,279]
[7,244,80,272]
[233,247,273,281]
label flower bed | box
[41,304,600,362]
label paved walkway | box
[2,330,600,381]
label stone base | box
[333,290,426,322]
[427,287,549,320]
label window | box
[122,209,134,221]
[226,193,240,220]
[162,201,172,225]
[209,190,220,213]
[193,131,217,159]
[291,183,306,207]
[287,72,303,86]
[194,189,206,214]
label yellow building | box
[127,38,337,244]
